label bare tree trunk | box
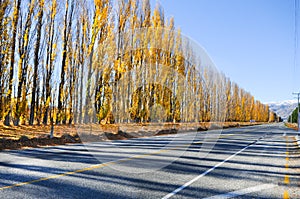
[4,0,21,126]
[29,1,44,125]
[57,0,74,125]
[43,1,57,125]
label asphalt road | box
[0,123,299,199]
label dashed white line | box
[295,135,300,148]
[283,133,286,137]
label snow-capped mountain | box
[267,100,298,121]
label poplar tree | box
[4,0,21,126]
[42,0,57,125]
[0,0,10,120]
[14,0,35,125]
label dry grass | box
[0,121,264,140]
[0,122,77,140]
[0,121,264,150]
[285,123,298,131]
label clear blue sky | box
[151,0,299,103]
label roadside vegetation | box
[285,122,298,131]
[286,106,299,130]
[0,0,278,149]
[288,107,298,123]
[0,121,266,150]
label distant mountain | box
[267,100,298,121]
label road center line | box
[283,136,290,198]
[0,137,201,190]
[162,142,255,199]
[0,161,117,190]
[0,146,178,191]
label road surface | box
[0,123,299,198]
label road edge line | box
[202,183,278,199]
[161,143,254,199]
[295,135,300,148]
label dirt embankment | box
[0,122,264,151]
[285,123,298,131]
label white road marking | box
[295,136,300,148]
[203,183,278,199]
[162,143,254,199]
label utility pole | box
[292,92,300,133]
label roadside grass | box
[285,123,298,131]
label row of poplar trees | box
[0,0,271,126]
